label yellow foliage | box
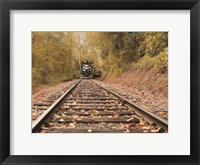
[32,32,168,85]
[132,48,168,73]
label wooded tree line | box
[32,32,168,86]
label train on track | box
[80,60,101,79]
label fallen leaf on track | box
[139,118,145,126]
[62,113,68,119]
[54,114,61,119]
[88,129,92,132]
[68,123,76,128]
[126,118,133,121]
[73,115,79,119]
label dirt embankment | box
[101,69,168,119]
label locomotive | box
[80,60,101,79]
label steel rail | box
[32,79,81,133]
[92,80,168,132]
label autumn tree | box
[32,32,168,85]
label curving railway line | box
[32,79,168,133]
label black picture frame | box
[0,0,199,164]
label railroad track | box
[32,81,78,121]
[32,79,168,133]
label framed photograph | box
[1,0,199,164]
